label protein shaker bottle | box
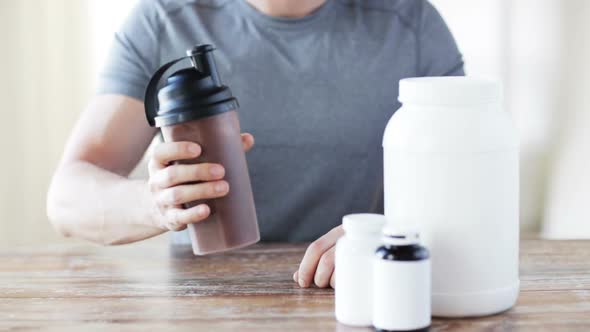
[144,44,260,255]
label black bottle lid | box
[376,228,430,261]
[144,44,239,127]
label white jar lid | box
[342,213,386,235]
[399,76,501,106]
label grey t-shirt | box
[98,0,464,243]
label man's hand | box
[293,225,344,289]
[148,133,255,232]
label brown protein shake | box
[144,45,260,255]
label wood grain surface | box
[0,239,589,331]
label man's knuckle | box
[203,164,215,178]
[147,158,157,171]
[166,212,180,230]
[164,167,177,184]
[319,255,332,270]
[154,146,167,161]
[148,179,158,193]
[169,188,183,204]
[155,191,166,206]
[178,143,190,155]
[156,205,167,218]
[307,241,322,254]
[208,182,219,196]
[314,238,326,250]
[325,250,335,264]
[314,273,327,287]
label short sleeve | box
[418,1,465,76]
[95,0,162,101]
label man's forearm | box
[47,161,165,245]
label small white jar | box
[373,228,431,332]
[335,214,385,326]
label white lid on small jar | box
[399,76,502,106]
[342,213,386,235]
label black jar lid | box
[376,227,429,261]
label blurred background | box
[0,0,589,246]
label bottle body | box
[373,243,431,331]
[160,110,259,255]
[384,147,519,316]
[334,214,385,326]
[335,236,380,326]
[383,77,519,317]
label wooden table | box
[0,239,589,331]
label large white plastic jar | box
[382,77,520,317]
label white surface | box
[373,259,431,330]
[399,77,501,106]
[383,79,517,153]
[341,214,386,237]
[432,282,519,317]
[334,215,384,326]
[383,77,519,317]
[381,232,420,246]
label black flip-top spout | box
[187,45,222,88]
[144,44,238,127]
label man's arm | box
[47,94,254,245]
[46,95,166,245]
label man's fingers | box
[151,135,250,174]
[330,271,336,289]
[314,246,336,288]
[297,225,344,288]
[241,133,255,152]
[152,142,201,169]
[158,181,229,207]
[150,163,225,190]
[163,204,210,231]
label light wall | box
[542,0,590,238]
[432,0,590,237]
[430,0,564,232]
[0,0,94,245]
